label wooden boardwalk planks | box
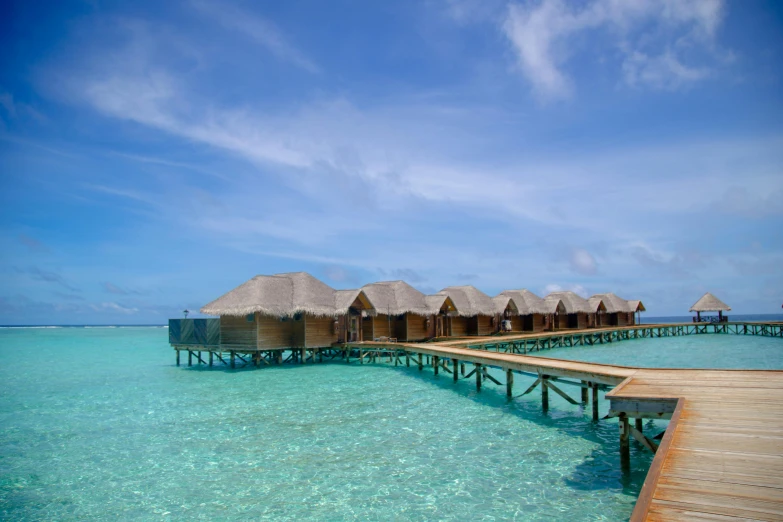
[608,369,783,521]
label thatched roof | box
[590,293,633,313]
[361,280,441,316]
[627,300,646,312]
[492,295,519,315]
[436,286,496,316]
[499,289,546,315]
[334,289,374,315]
[541,296,567,315]
[425,294,458,315]
[201,272,374,317]
[690,292,731,312]
[546,291,596,314]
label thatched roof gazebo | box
[690,292,731,323]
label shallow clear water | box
[537,333,783,369]
[0,328,656,521]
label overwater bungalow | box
[541,295,568,330]
[360,280,457,341]
[435,286,496,336]
[590,293,635,326]
[546,291,604,329]
[200,272,375,349]
[627,300,646,324]
[492,294,520,332]
[498,289,549,332]
[690,292,731,323]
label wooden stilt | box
[581,380,588,403]
[460,363,465,376]
[453,359,458,382]
[319,349,323,363]
[418,353,423,371]
[230,351,235,369]
[300,348,306,364]
[506,368,514,397]
[433,356,439,375]
[188,351,192,367]
[209,351,213,367]
[592,382,599,421]
[406,353,410,367]
[176,350,180,366]
[541,375,549,412]
[635,418,643,432]
[619,413,630,470]
[475,364,482,391]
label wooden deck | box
[346,340,783,521]
[609,369,783,521]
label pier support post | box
[230,351,235,369]
[176,350,180,367]
[453,359,458,382]
[433,356,439,375]
[418,353,423,371]
[541,375,549,412]
[406,353,410,367]
[506,369,514,397]
[619,413,630,470]
[475,364,482,391]
[319,349,324,363]
[461,363,465,376]
[301,348,306,364]
[581,380,588,403]
[635,418,643,433]
[592,383,599,421]
[188,351,192,367]
[360,349,364,365]
[209,351,213,367]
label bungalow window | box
[245,313,254,322]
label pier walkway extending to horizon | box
[172,322,783,521]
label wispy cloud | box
[503,0,727,99]
[16,265,80,292]
[18,234,50,253]
[90,302,139,314]
[190,0,319,73]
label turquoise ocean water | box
[1,328,781,520]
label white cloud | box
[190,0,319,73]
[569,248,597,275]
[543,283,588,298]
[502,0,726,99]
[90,302,139,314]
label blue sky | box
[1,0,781,324]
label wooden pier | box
[342,340,783,521]
[171,322,783,521]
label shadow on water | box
[174,352,658,497]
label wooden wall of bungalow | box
[363,313,432,342]
[446,315,493,336]
[544,314,568,330]
[565,312,590,329]
[606,312,634,326]
[220,312,345,350]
